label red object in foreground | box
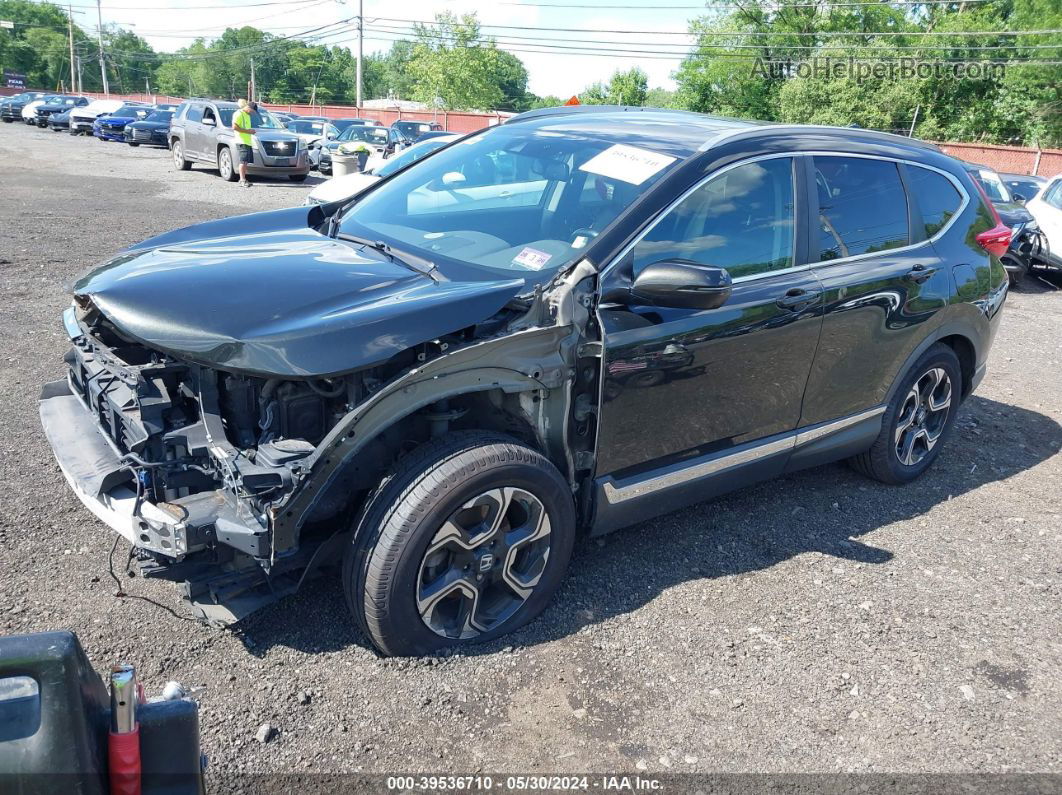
[108,727,142,795]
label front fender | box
[270,325,574,555]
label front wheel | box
[172,140,191,171]
[217,147,238,181]
[849,343,961,484]
[128,141,139,147]
[343,432,576,657]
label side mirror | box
[628,259,732,311]
[202,118,215,127]
[327,131,337,140]
[1012,192,1025,203]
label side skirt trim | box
[600,405,886,505]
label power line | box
[373,16,1062,38]
[496,0,996,7]
[356,29,1062,62]
[366,22,1062,51]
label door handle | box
[905,264,939,283]
[776,287,822,311]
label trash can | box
[332,152,357,177]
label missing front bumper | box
[38,378,269,560]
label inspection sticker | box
[513,247,553,270]
[578,144,677,185]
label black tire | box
[217,146,238,182]
[171,140,191,171]
[288,173,308,182]
[128,142,139,147]
[849,343,962,484]
[1,118,12,123]
[342,431,576,657]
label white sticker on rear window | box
[513,247,553,270]
[578,144,677,186]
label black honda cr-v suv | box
[40,107,1009,655]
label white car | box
[1025,173,1062,273]
[306,134,459,205]
[21,100,45,123]
[285,119,340,149]
[69,99,129,135]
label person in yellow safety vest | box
[232,98,256,188]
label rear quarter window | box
[814,156,910,261]
[906,166,964,238]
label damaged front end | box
[39,264,600,625]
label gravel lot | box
[1,121,1061,784]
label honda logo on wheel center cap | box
[478,554,493,572]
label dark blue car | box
[124,106,178,147]
[93,103,152,142]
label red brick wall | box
[932,141,1062,178]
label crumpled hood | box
[73,207,524,377]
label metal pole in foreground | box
[109,664,141,795]
[67,7,76,95]
[95,0,109,95]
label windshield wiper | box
[337,233,440,282]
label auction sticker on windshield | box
[513,247,553,270]
[578,144,677,185]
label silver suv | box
[169,99,310,182]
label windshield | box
[115,105,146,116]
[374,139,452,178]
[338,126,681,276]
[339,125,388,143]
[332,119,368,132]
[290,120,328,135]
[974,168,1012,203]
[395,121,431,135]
[146,110,173,123]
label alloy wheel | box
[219,149,232,180]
[416,487,552,640]
[894,367,952,467]
[172,142,183,168]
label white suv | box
[1025,174,1062,276]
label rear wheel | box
[343,431,576,657]
[849,343,961,484]
[1,118,11,123]
[128,142,139,147]
[288,174,308,183]
[171,140,191,170]
[217,147,238,182]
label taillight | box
[975,224,1012,258]
[969,175,1012,258]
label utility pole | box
[67,6,76,94]
[249,57,256,101]
[95,0,109,95]
[355,0,363,108]
[75,54,82,93]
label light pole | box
[355,0,363,108]
[95,0,109,94]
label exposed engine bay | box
[41,265,599,624]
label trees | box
[404,13,529,111]
[673,0,1061,147]
[580,67,649,106]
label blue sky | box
[80,0,701,96]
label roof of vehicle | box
[503,105,943,159]
[1000,172,1045,182]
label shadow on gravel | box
[237,394,1061,658]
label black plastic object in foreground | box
[0,630,204,795]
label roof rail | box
[504,104,709,125]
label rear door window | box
[185,104,203,123]
[814,156,910,261]
[906,166,964,238]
